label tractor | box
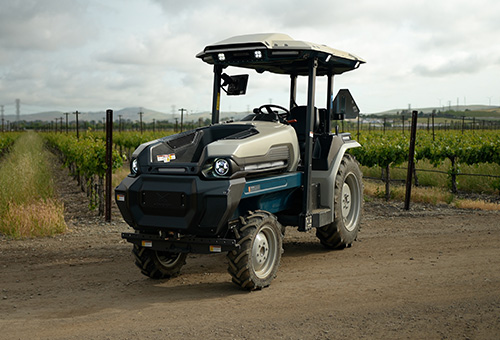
[115,33,365,290]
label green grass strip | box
[0,132,66,238]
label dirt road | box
[1,172,499,339]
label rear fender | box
[311,138,361,224]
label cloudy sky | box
[1,0,499,117]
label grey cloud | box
[412,54,487,77]
[2,0,499,115]
[150,0,200,15]
[0,0,95,51]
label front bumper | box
[115,174,246,236]
[121,232,239,254]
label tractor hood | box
[129,121,300,180]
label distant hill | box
[8,105,499,123]
[6,107,252,124]
[368,105,500,117]
[3,111,65,123]
[6,108,194,123]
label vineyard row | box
[350,130,500,193]
[41,129,500,203]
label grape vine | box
[44,132,123,214]
[350,130,500,193]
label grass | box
[364,179,500,211]
[0,132,67,238]
[112,164,130,188]
[363,180,454,204]
[454,199,500,211]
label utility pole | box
[118,115,122,132]
[73,110,80,139]
[432,112,435,141]
[138,110,144,134]
[64,112,69,133]
[179,108,186,132]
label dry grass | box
[364,180,454,204]
[0,132,67,238]
[455,199,500,211]
[364,179,499,211]
[0,199,67,238]
[112,165,130,188]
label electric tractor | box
[115,33,365,290]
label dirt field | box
[1,168,499,340]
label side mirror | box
[332,89,360,119]
[221,73,249,96]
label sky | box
[1,0,500,117]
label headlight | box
[214,158,229,176]
[131,158,138,174]
[201,158,234,178]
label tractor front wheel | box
[227,211,283,290]
[133,245,187,279]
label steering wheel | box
[257,104,290,122]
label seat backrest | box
[289,106,319,141]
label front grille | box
[140,191,187,216]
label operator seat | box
[288,105,320,160]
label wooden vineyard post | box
[404,111,418,210]
[105,109,113,222]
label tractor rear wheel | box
[227,210,283,290]
[133,245,187,279]
[316,154,363,249]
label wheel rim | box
[156,251,183,269]
[342,172,361,232]
[252,225,278,279]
